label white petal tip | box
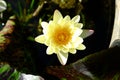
[53,9,63,22]
[35,35,45,43]
[57,52,68,65]
[81,29,94,38]
[46,47,54,55]
[72,15,80,22]
[77,44,86,50]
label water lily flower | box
[0,0,7,12]
[35,10,86,65]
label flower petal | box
[53,10,63,22]
[80,29,94,39]
[69,48,76,54]
[35,35,45,44]
[61,47,69,53]
[77,44,86,50]
[45,38,51,46]
[72,15,80,23]
[41,22,48,28]
[46,46,54,55]
[72,28,83,39]
[35,10,86,65]
[64,15,70,21]
[71,37,83,48]
[41,22,49,34]
[57,52,68,65]
[74,23,83,28]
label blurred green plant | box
[0,63,20,80]
[7,0,41,25]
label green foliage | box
[61,78,67,80]
[29,0,35,13]
[0,64,10,74]
[7,0,36,24]
[0,64,20,80]
[112,72,120,80]
[7,70,20,80]
[52,0,76,9]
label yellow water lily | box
[35,10,86,65]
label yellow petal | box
[41,22,49,34]
[45,38,51,46]
[69,48,76,54]
[53,10,63,23]
[54,47,60,54]
[72,15,80,23]
[77,44,86,50]
[35,35,45,44]
[71,37,83,48]
[74,23,83,28]
[72,28,83,40]
[61,47,69,53]
[57,52,68,65]
[46,47,54,55]
[64,15,70,21]
[74,28,83,37]
[41,22,48,28]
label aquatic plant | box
[0,0,100,79]
[35,10,86,65]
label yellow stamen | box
[52,25,72,46]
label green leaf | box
[29,0,35,12]
[112,72,120,80]
[61,78,67,80]
[8,69,20,80]
[0,64,20,79]
[0,64,10,74]
[72,46,120,79]
[46,45,120,79]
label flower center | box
[53,25,72,46]
[58,33,67,42]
